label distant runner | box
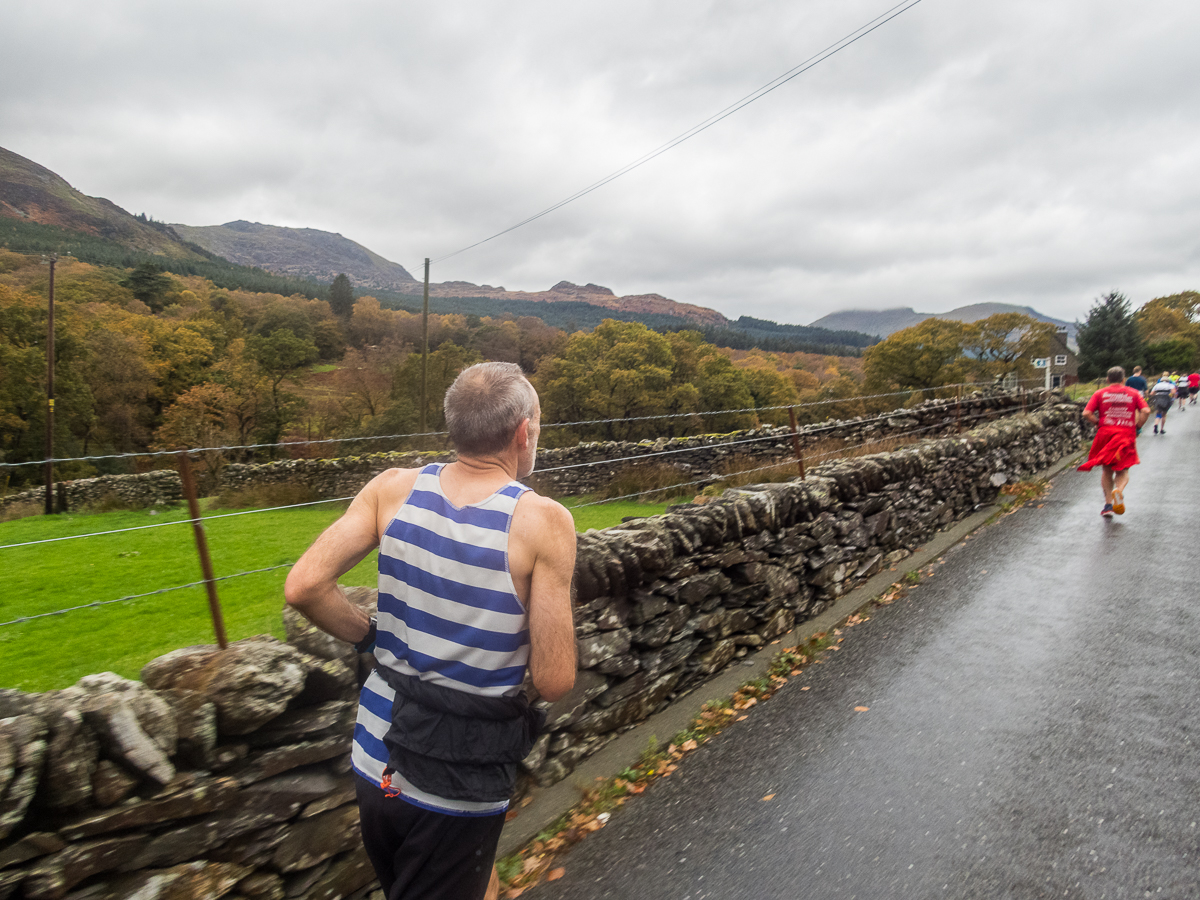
[1125,366,1148,397]
[1189,371,1199,404]
[1149,373,1175,435]
[1178,377,1189,411]
[1079,366,1150,518]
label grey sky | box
[5,0,1200,325]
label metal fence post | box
[177,450,228,649]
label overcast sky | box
[5,0,1200,325]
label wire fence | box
[569,398,1050,508]
[0,377,1052,473]
[0,387,1059,634]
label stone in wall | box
[141,638,352,737]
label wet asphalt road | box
[533,406,1200,899]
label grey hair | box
[444,362,539,455]
[1107,366,1125,383]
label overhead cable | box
[433,0,925,263]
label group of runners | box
[1079,365,1200,518]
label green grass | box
[0,494,688,691]
[559,496,686,530]
[0,500,374,691]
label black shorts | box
[355,773,506,900]
[1190,386,1199,396]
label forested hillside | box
[0,253,870,490]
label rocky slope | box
[171,221,417,292]
[0,146,204,259]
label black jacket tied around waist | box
[375,666,546,803]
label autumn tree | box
[391,343,483,435]
[0,284,93,483]
[247,328,320,450]
[537,321,684,444]
[863,318,967,394]
[1076,291,1143,380]
[153,383,240,491]
[1136,292,1200,373]
[959,313,1056,382]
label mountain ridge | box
[810,303,1077,343]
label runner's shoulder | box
[516,490,574,532]
[362,466,424,505]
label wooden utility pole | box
[44,255,56,515]
[419,258,430,435]
[176,451,228,649]
[787,407,806,480]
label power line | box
[433,0,925,263]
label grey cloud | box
[4,0,1200,326]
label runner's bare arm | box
[525,499,578,702]
[1136,406,1150,428]
[1083,409,1099,425]
[284,473,391,643]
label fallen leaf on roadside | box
[547,869,566,882]
[800,686,811,691]
[736,715,748,721]
[855,706,870,712]
[681,739,698,752]
[761,793,775,802]
[505,809,519,822]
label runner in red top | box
[1079,366,1150,518]
[1189,371,1199,405]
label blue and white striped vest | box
[352,463,531,815]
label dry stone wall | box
[2,389,1040,516]
[0,402,1083,900]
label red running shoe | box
[1101,504,1114,518]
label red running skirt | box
[1078,425,1140,472]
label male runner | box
[286,362,577,900]
[1079,366,1150,518]
[1125,366,1148,396]
[1189,370,1199,404]
[1149,373,1175,434]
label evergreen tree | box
[329,274,355,319]
[120,263,173,311]
[1076,291,1143,380]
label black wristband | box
[354,616,378,654]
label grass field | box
[0,494,683,691]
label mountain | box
[811,303,1077,344]
[410,280,730,328]
[0,145,868,348]
[173,218,732,328]
[171,220,418,291]
[0,146,204,259]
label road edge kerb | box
[498,444,1085,855]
